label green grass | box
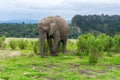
[0,52,120,80]
[0,38,120,79]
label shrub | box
[9,40,17,50]
[77,33,104,64]
[18,39,28,50]
[31,40,49,55]
[89,38,104,64]
[97,33,111,51]
[31,40,39,55]
[77,33,95,56]
[0,36,6,49]
[67,40,76,51]
[111,35,120,52]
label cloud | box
[0,0,120,20]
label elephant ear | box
[49,22,58,36]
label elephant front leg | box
[39,32,45,57]
[47,36,53,55]
[52,31,60,56]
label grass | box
[0,38,120,79]
[0,51,120,80]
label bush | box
[31,40,39,55]
[0,36,6,49]
[97,34,109,50]
[67,40,76,51]
[18,39,28,50]
[31,40,49,55]
[77,33,95,56]
[111,35,120,52]
[77,33,104,64]
[9,40,17,50]
[89,38,104,64]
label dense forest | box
[0,23,79,38]
[0,14,120,38]
[0,23,38,38]
[72,14,120,36]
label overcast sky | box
[0,0,120,21]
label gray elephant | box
[38,16,69,57]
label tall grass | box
[9,40,17,50]
[31,40,39,55]
[18,39,28,50]
[0,36,6,49]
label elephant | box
[38,16,69,57]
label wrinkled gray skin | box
[38,16,69,57]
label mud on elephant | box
[38,16,69,57]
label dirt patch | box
[42,63,58,69]
[99,64,120,70]
[68,63,108,77]
[114,65,120,69]
[0,50,22,59]
[78,64,120,77]
[78,69,107,77]
[67,50,76,54]
[104,64,120,70]
[69,63,80,68]
[107,64,120,69]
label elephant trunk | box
[39,32,45,57]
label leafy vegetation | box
[72,14,120,36]
[0,23,79,39]
[0,36,6,49]
[77,33,120,64]
[18,39,28,50]
[31,40,39,55]
[0,36,120,79]
[0,23,38,38]
[9,40,17,50]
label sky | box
[0,0,120,21]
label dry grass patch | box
[0,50,22,59]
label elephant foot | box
[54,54,58,56]
[62,49,66,54]
[40,55,48,58]
[41,56,48,58]
[51,52,58,56]
[62,51,65,54]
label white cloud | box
[64,0,120,4]
[0,0,120,20]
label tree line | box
[0,14,120,38]
[72,14,120,36]
[0,23,38,38]
[0,23,79,38]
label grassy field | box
[0,38,120,80]
[0,50,120,80]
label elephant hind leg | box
[62,38,67,54]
